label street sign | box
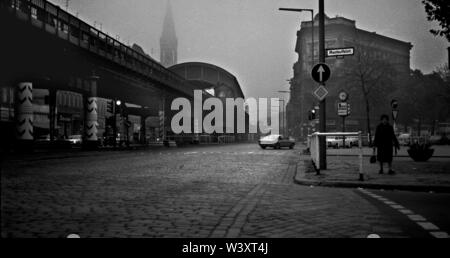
[338,91,349,102]
[326,47,355,58]
[313,86,329,101]
[311,63,331,84]
[338,102,350,117]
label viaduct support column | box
[15,82,34,152]
[83,76,99,150]
[159,95,167,142]
[141,113,147,145]
[48,89,57,142]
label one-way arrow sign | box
[311,63,331,84]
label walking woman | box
[373,114,400,175]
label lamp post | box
[275,99,286,136]
[278,90,290,136]
[279,8,315,141]
[278,8,315,70]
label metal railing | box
[2,0,194,96]
[309,132,365,181]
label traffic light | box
[115,100,122,115]
[308,109,316,121]
[107,100,114,114]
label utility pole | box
[278,90,291,136]
[318,0,327,170]
[278,8,314,140]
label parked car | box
[326,136,358,149]
[36,134,50,142]
[398,133,412,146]
[345,136,359,148]
[67,135,83,146]
[429,135,450,145]
[259,135,295,149]
[327,137,343,148]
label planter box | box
[407,148,434,162]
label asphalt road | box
[1,143,448,238]
[368,189,450,237]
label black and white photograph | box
[1,0,450,246]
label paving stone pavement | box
[0,144,425,238]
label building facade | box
[286,14,412,140]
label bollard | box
[358,132,364,181]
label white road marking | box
[398,209,414,215]
[407,214,427,222]
[429,231,449,238]
[358,189,449,238]
[417,222,439,231]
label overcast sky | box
[53,0,448,101]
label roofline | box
[355,28,413,49]
[169,62,245,98]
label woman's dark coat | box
[373,123,399,163]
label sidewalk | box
[326,145,450,158]
[295,155,450,193]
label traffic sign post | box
[338,102,351,147]
[338,90,350,147]
[318,0,326,171]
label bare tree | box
[337,42,396,145]
[395,69,450,136]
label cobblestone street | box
[0,144,438,238]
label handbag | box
[370,149,377,164]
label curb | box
[293,160,450,193]
[326,154,450,159]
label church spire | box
[160,0,178,67]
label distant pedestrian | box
[373,114,400,175]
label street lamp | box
[278,90,290,136]
[279,8,315,141]
[278,8,315,68]
[274,99,286,136]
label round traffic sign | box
[311,63,331,84]
[339,91,349,102]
